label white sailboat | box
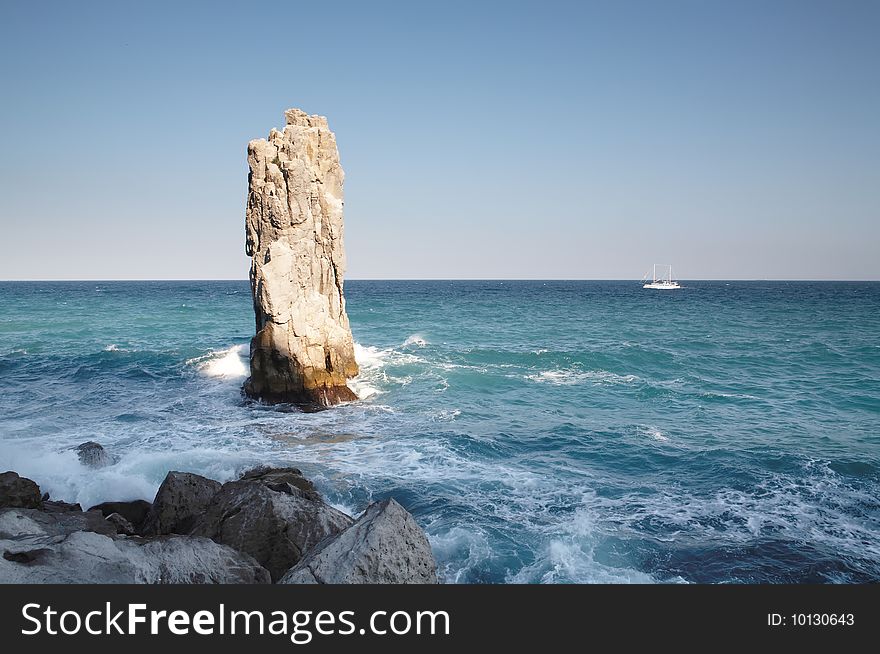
[643,264,681,290]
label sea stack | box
[244,108,358,407]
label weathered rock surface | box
[141,472,221,536]
[279,499,438,584]
[189,472,353,581]
[0,509,270,584]
[89,500,152,530]
[75,441,117,468]
[0,507,116,541]
[42,500,82,513]
[105,512,136,535]
[0,472,42,509]
[243,108,359,408]
[0,469,439,585]
[239,465,318,497]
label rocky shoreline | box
[0,443,437,584]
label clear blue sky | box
[1,0,877,280]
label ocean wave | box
[428,527,493,584]
[591,459,880,581]
[349,342,427,399]
[429,409,461,422]
[505,504,662,584]
[354,342,423,368]
[191,344,249,380]
[525,369,641,386]
[353,342,392,369]
[697,390,761,401]
[402,333,428,347]
[348,376,382,399]
[638,425,669,442]
[0,442,261,511]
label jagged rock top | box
[283,108,329,128]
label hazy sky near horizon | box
[1,1,878,280]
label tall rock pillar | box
[244,108,359,407]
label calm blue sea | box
[1,280,878,583]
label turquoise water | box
[1,280,878,583]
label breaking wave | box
[193,344,249,379]
[525,369,641,386]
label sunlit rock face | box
[244,108,358,408]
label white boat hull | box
[642,264,680,289]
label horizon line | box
[2,278,879,283]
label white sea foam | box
[353,342,392,369]
[350,343,391,399]
[349,341,428,399]
[402,333,428,347]
[525,369,640,386]
[506,505,660,584]
[699,390,761,401]
[638,425,669,442]
[429,527,492,584]
[590,459,880,569]
[0,442,260,510]
[430,408,461,422]
[349,376,382,399]
[104,344,121,352]
[194,344,249,379]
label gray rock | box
[239,466,318,497]
[0,508,270,584]
[0,507,116,542]
[243,108,359,407]
[127,536,271,583]
[190,479,353,581]
[42,500,82,513]
[141,472,221,536]
[0,472,42,509]
[88,500,152,529]
[75,441,117,468]
[106,513,135,536]
[279,499,438,584]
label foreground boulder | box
[141,472,221,536]
[0,506,115,541]
[0,469,439,585]
[75,441,116,468]
[0,511,269,584]
[0,472,42,509]
[190,470,353,581]
[89,500,152,531]
[280,499,438,584]
[243,108,359,407]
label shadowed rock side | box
[0,472,42,509]
[188,472,353,582]
[244,108,359,408]
[141,472,220,536]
